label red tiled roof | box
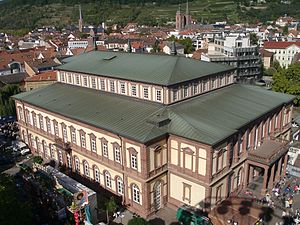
[264,41,300,49]
[25,71,57,82]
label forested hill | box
[0,0,299,33]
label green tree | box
[127,217,149,225]
[33,155,44,164]
[250,33,258,45]
[0,84,21,116]
[105,196,117,224]
[0,174,34,225]
[272,61,300,105]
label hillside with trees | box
[0,0,299,32]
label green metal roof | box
[13,83,295,146]
[57,51,234,86]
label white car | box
[20,148,31,156]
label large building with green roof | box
[13,51,295,219]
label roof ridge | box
[167,56,180,85]
[168,109,215,143]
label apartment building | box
[13,51,294,218]
[201,34,261,81]
[264,41,300,68]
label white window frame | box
[132,184,140,204]
[84,161,89,177]
[156,89,162,102]
[81,134,86,148]
[91,139,97,152]
[83,76,88,87]
[120,82,126,94]
[131,85,137,96]
[131,154,137,170]
[75,158,80,172]
[100,79,105,90]
[63,127,67,141]
[110,80,115,92]
[58,150,63,164]
[105,172,112,189]
[94,167,100,182]
[91,77,96,89]
[39,117,44,130]
[102,142,108,157]
[172,89,178,101]
[117,177,123,195]
[50,145,55,159]
[143,86,149,99]
[67,154,72,168]
[76,75,80,85]
[114,147,121,163]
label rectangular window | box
[131,154,137,170]
[110,80,115,92]
[193,83,198,95]
[91,139,96,152]
[172,89,178,101]
[183,86,188,98]
[268,119,272,134]
[100,79,105,90]
[131,85,137,96]
[91,78,96,89]
[32,114,37,127]
[115,147,121,163]
[143,87,149,99]
[81,134,86,148]
[275,115,278,129]
[60,73,65,82]
[68,74,72,83]
[203,82,207,92]
[120,82,126,94]
[102,142,108,157]
[54,123,59,136]
[63,127,67,141]
[47,120,51,134]
[83,77,88,86]
[156,89,162,102]
[71,130,76,144]
[76,75,80,85]
[39,117,44,130]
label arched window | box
[67,154,72,168]
[50,144,55,159]
[104,171,111,189]
[74,157,80,172]
[43,141,48,158]
[132,184,140,204]
[94,166,100,182]
[116,177,123,195]
[83,161,89,177]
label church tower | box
[79,5,83,32]
[175,1,191,31]
[176,5,183,31]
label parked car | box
[20,148,31,156]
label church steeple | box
[79,5,83,32]
[186,0,189,15]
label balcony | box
[247,137,289,166]
[148,164,168,178]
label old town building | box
[13,51,294,218]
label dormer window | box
[172,89,178,101]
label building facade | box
[201,34,261,81]
[14,51,294,218]
[264,41,300,68]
